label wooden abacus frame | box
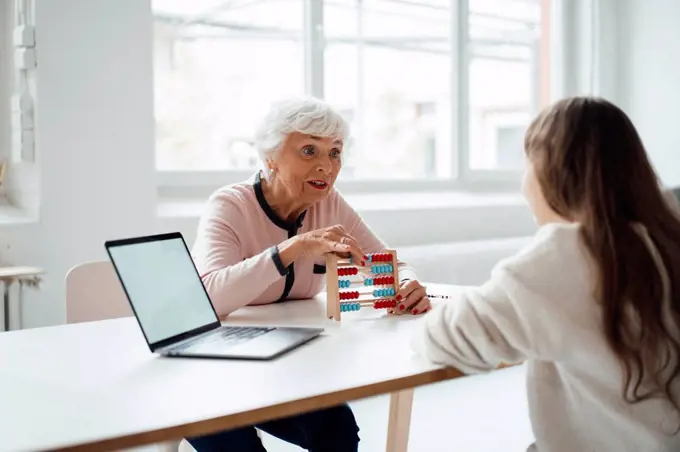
[325,249,400,321]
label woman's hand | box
[279,224,366,267]
[394,280,431,315]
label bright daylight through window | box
[153,0,549,185]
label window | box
[153,0,550,193]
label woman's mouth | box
[307,180,328,190]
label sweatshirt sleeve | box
[409,272,533,373]
[410,223,585,374]
[335,191,418,283]
[191,191,284,316]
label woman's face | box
[522,158,557,226]
[268,131,343,203]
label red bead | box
[351,267,358,275]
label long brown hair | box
[524,96,680,412]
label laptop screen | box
[107,236,219,345]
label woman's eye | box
[302,146,315,156]
[330,149,341,159]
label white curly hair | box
[253,97,350,180]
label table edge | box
[48,367,464,452]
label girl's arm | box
[411,223,584,374]
[410,276,532,374]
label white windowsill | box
[157,190,527,219]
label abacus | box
[325,249,400,321]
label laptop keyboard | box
[167,326,274,353]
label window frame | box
[155,0,550,197]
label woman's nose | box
[317,157,332,173]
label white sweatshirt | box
[412,222,680,452]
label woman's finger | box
[321,238,351,255]
[324,232,365,266]
[343,236,366,266]
[398,285,426,312]
[409,296,431,315]
[396,280,423,304]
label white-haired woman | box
[188,97,430,451]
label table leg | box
[385,388,414,452]
[3,282,9,332]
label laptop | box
[105,232,323,360]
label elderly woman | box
[187,97,430,452]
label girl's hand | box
[395,279,431,315]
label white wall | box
[0,0,539,330]
[617,0,680,188]
[14,0,680,329]
[0,0,156,328]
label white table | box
[0,285,465,452]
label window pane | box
[153,0,304,171]
[468,0,546,170]
[324,1,452,180]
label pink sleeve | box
[335,191,419,282]
[191,192,283,316]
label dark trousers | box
[186,403,360,452]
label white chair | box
[65,260,190,452]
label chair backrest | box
[65,260,132,324]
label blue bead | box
[367,254,373,262]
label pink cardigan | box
[191,173,418,316]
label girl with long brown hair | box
[412,97,680,452]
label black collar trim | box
[253,171,306,232]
